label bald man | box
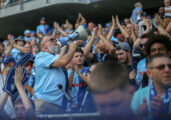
[33,35,77,114]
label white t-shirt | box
[164,6,171,17]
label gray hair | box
[134,2,142,7]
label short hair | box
[88,61,129,93]
[145,34,171,55]
[14,98,35,110]
[141,32,154,39]
[134,2,142,7]
[147,54,169,69]
[75,47,83,54]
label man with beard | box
[33,35,77,114]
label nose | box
[164,65,170,72]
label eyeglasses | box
[150,64,171,70]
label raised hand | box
[138,98,148,117]
[14,65,24,86]
[150,95,166,117]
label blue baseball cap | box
[40,17,46,21]
[3,56,15,64]
[24,29,31,35]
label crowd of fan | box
[0,0,171,120]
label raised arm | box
[98,24,116,58]
[14,65,33,112]
[155,14,171,39]
[107,16,116,40]
[131,24,138,43]
[116,15,130,40]
[75,65,88,83]
[51,42,77,67]
[4,40,13,57]
[83,28,96,62]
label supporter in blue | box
[6,36,25,62]
[131,54,171,120]
[68,48,92,112]
[131,2,143,24]
[135,33,152,87]
[24,29,32,42]
[33,35,77,114]
[0,65,36,119]
[36,17,50,35]
[136,34,170,88]
[84,25,116,64]
[76,13,87,30]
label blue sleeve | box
[36,26,40,33]
[35,52,59,68]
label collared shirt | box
[131,7,143,24]
[33,52,66,106]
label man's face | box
[40,20,46,25]
[24,44,32,53]
[73,52,84,66]
[76,40,84,46]
[126,24,132,35]
[97,40,107,53]
[164,0,170,7]
[159,7,165,15]
[88,22,94,31]
[46,37,60,54]
[25,62,33,74]
[116,34,125,42]
[93,89,131,115]
[150,43,167,56]
[116,49,128,64]
[15,103,26,120]
[148,57,171,87]
[17,40,24,47]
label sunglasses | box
[50,38,56,42]
[150,64,171,70]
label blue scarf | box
[150,83,171,119]
[96,52,109,62]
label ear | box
[146,70,152,79]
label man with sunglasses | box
[33,35,77,114]
[131,54,171,120]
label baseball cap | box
[3,56,15,64]
[40,17,46,21]
[118,42,131,51]
[24,29,31,35]
[15,36,25,42]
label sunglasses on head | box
[150,64,171,70]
